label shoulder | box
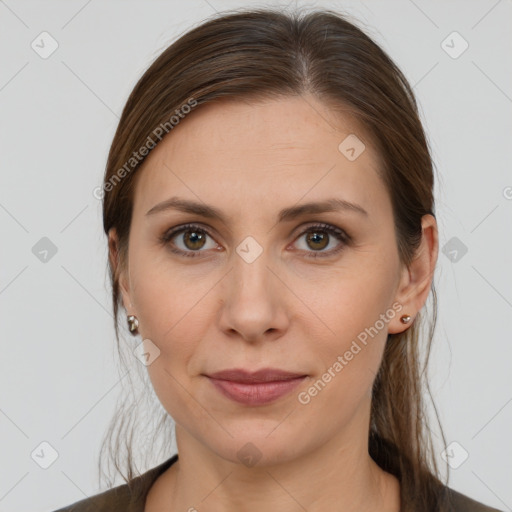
[51,484,131,512]
[50,454,179,512]
[445,486,505,512]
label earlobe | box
[388,263,413,335]
[388,214,438,335]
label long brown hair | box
[99,7,449,511]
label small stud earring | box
[400,314,412,324]
[127,315,139,334]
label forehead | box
[132,95,387,220]
[153,94,374,161]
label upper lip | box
[206,368,307,383]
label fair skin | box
[109,94,438,512]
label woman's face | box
[113,94,424,466]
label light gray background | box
[1,1,511,511]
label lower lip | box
[207,376,307,406]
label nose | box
[217,249,290,343]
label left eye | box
[160,223,350,259]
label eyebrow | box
[145,196,368,222]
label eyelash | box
[159,222,351,259]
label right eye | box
[159,223,220,258]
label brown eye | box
[182,230,207,250]
[305,230,329,251]
[160,224,217,258]
[160,222,351,260]
[293,223,350,259]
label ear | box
[388,214,438,334]
[108,228,133,315]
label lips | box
[205,368,308,406]
[207,368,307,383]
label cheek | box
[146,360,207,434]
[128,253,214,419]
[300,257,397,345]
[299,259,396,398]
[297,286,390,426]
[142,311,205,426]
[129,244,214,342]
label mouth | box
[204,368,308,406]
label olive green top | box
[51,454,504,512]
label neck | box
[152,421,400,512]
